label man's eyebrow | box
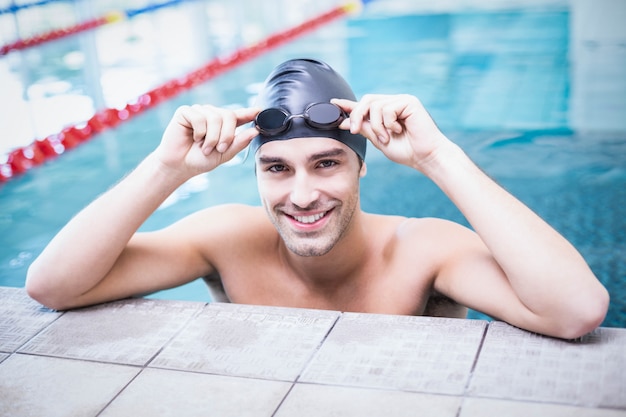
[257,148,347,165]
[257,156,286,165]
[309,148,347,161]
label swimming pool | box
[1,0,624,327]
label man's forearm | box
[26,153,187,306]
[420,142,608,324]
[333,93,608,337]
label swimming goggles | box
[254,102,348,136]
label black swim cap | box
[249,58,367,160]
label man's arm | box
[334,94,609,339]
[26,105,260,310]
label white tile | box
[101,368,291,417]
[19,298,204,365]
[0,354,139,417]
[275,383,462,417]
[460,397,626,417]
[150,303,340,381]
[300,313,487,394]
[0,287,62,352]
[468,322,626,408]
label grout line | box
[466,322,489,381]
[468,322,489,378]
[95,302,209,416]
[455,398,465,417]
[94,367,145,417]
[134,365,291,382]
[456,321,490,417]
[293,311,343,384]
[288,379,468,399]
[143,302,208,368]
[270,382,298,417]
[12,307,66,353]
[8,351,141,366]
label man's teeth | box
[294,212,327,224]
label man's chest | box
[213,258,434,316]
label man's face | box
[255,138,366,257]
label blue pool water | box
[1,1,625,327]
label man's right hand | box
[156,105,261,179]
[26,104,260,310]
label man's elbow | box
[557,286,610,340]
[25,262,70,311]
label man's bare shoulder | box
[151,203,276,273]
[175,204,272,238]
[372,214,482,268]
[395,216,474,238]
[365,214,474,242]
[188,203,266,221]
[133,204,272,256]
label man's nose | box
[289,172,320,209]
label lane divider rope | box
[1,0,194,56]
[0,1,362,182]
[0,0,70,15]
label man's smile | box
[292,211,329,224]
[284,208,334,230]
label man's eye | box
[268,165,287,172]
[319,160,337,168]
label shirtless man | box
[26,59,609,339]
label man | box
[26,59,609,339]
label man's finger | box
[331,98,357,112]
[234,107,262,126]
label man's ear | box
[359,161,367,178]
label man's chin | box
[284,240,334,257]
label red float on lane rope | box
[0,2,361,183]
[0,15,120,56]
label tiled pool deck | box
[0,287,624,416]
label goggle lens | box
[307,103,342,126]
[255,103,346,136]
[255,108,289,134]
